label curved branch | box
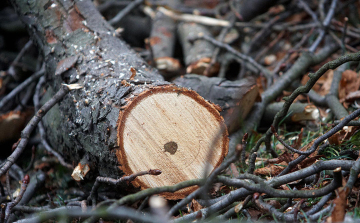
[0,85,71,177]
[218,167,342,198]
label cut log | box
[262,102,319,125]
[174,74,260,133]
[10,0,228,199]
[117,86,228,198]
[148,10,180,76]
[177,22,219,76]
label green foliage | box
[349,130,360,148]
[350,207,360,219]
[307,197,322,207]
[319,129,360,160]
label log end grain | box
[116,86,228,199]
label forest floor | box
[1,0,360,222]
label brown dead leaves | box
[339,70,360,107]
[254,161,288,176]
[328,187,350,223]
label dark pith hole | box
[164,141,178,155]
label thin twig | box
[309,204,333,221]
[341,17,348,54]
[33,76,73,169]
[14,206,158,223]
[191,34,271,78]
[4,175,30,222]
[279,106,360,176]
[12,205,50,213]
[309,0,338,52]
[305,192,332,215]
[205,14,236,77]
[174,160,353,222]
[218,167,342,198]
[88,169,162,206]
[272,28,314,75]
[5,40,33,81]
[108,0,144,25]
[158,7,230,27]
[5,172,13,202]
[0,85,71,177]
[0,66,44,111]
[271,126,310,155]
[298,0,320,24]
[24,146,35,172]
[241,49,360,175]
[246,152,257,174]
[14,82,36,111]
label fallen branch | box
[0,85,72,177]
[4,175,30,222]
[88,169,162,206]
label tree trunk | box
[11,0,228,199]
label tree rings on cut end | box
[116,86,228,199]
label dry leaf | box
[267,199,281,209]
[345,90,360,102]
[247,208,263,220]
[328,126,359,146]
[302,70,333,96]
[276,143,285,152]
[268,5,285,15]
[339,70,360,103]
[328,187,350,223]
[254,161,287,176]
[293,138,315,160]
[256,76,267,94]
[230,163,240,178]
[130,67,136,80]
[278,151,293,164]
[210,182,223,196]
[285,11,308,23]
[328,132,341,145]
[190,199,203,212]
[297,155,324,169]
[0,109,33,142]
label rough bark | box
[10,0,228,198]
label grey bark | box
[150,11,177,59]
[177,22,214,66]
[149,10,180,76]
[177,22,218,75]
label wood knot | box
[164,141,178,155]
